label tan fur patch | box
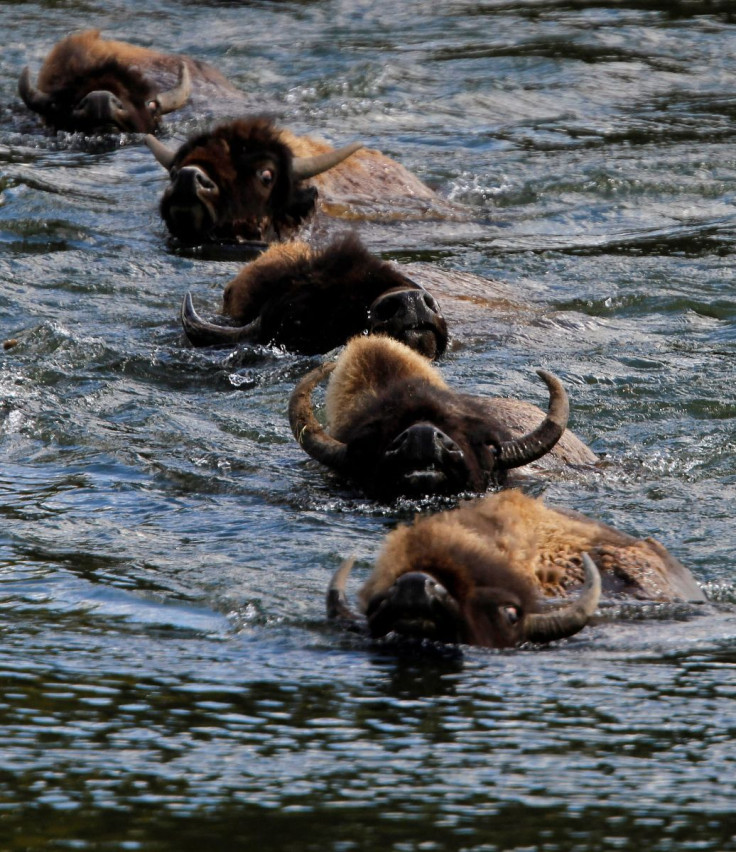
[278,130,462,221]
[38,30,161,90]
[360,493,541,609]
[360,489,701,604]
[223,241,314,318]
[325,336,447,435]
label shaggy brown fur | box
[23,29,236,132]
[324,335,595,468]
[325,335,447,435]
[160,118,318,244]
[207,234,447,355]
[362,490,705,607]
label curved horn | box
[156,63,192,114]
[181,292,260,347]
[496,369,569,470]
[292,141,364,181]
[145,134,178,170]
[288,361,349,471]
[18,66,53,113]
[327,557,362,622]
[523,553,601,644]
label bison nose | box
[366,571,463,643]
[392,572,446,608]
[174,166,218,196]
[73,90,127,127]
[385,422,463,465]
[369,288,447,358]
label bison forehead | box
[334,381,508,445]
[54,62,154,101]
[174,119,293,172]
[363,511,540,610]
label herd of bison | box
[15,29,707,651]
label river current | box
[1,2,735,850]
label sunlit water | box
[1,2,735,850]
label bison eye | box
[501,605,520,625]
[257,168,275,187]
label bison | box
[145,117,461,245]
[289,335,597,499]
[328,489,705,648]
[18,29,238,134]
[181,234,448,358]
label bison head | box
[179,234,448,357]
[289,356,569,499]
[19,62,191,134]
[327,553,601,648]
[146,119,363,245]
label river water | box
[1,2,735,850]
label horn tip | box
[326,556,358,621]
[581,552,602,607]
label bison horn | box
[522,553,601,644]
[326,557,363,623]
[292,142,364,181]
[288,361,349,472]
[18,67,53,113]
[496,369,569,470]
[181,292,260,347]
[145,134,178,170]
[156,63,192,115]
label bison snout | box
[163,166,219,242]
[73,90,128,130]
[366,572,463,643]
[173,166,219,197]
[383,422,466,494]
[386,422,462,465]
[369,288,448,359]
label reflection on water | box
[1,1,735,849]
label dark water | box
[1,2,735,850]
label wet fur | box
[27,30,233,131]
[361,490,705,608]
[325,335,447,434]
[164,118,317,242]
[221,234,432,354]
[319,336,593,494]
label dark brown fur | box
[308,336,596,498]
[197,234,446,355]
[160,118,316,244]
[22,30,234,133]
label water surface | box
[1,2,735,850]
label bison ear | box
[19,67,53,114]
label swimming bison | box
[328,489,705,648]
[146,117,459,245]
[181,234,448,358]
[18,29,237,133]
[289,336,597,499]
